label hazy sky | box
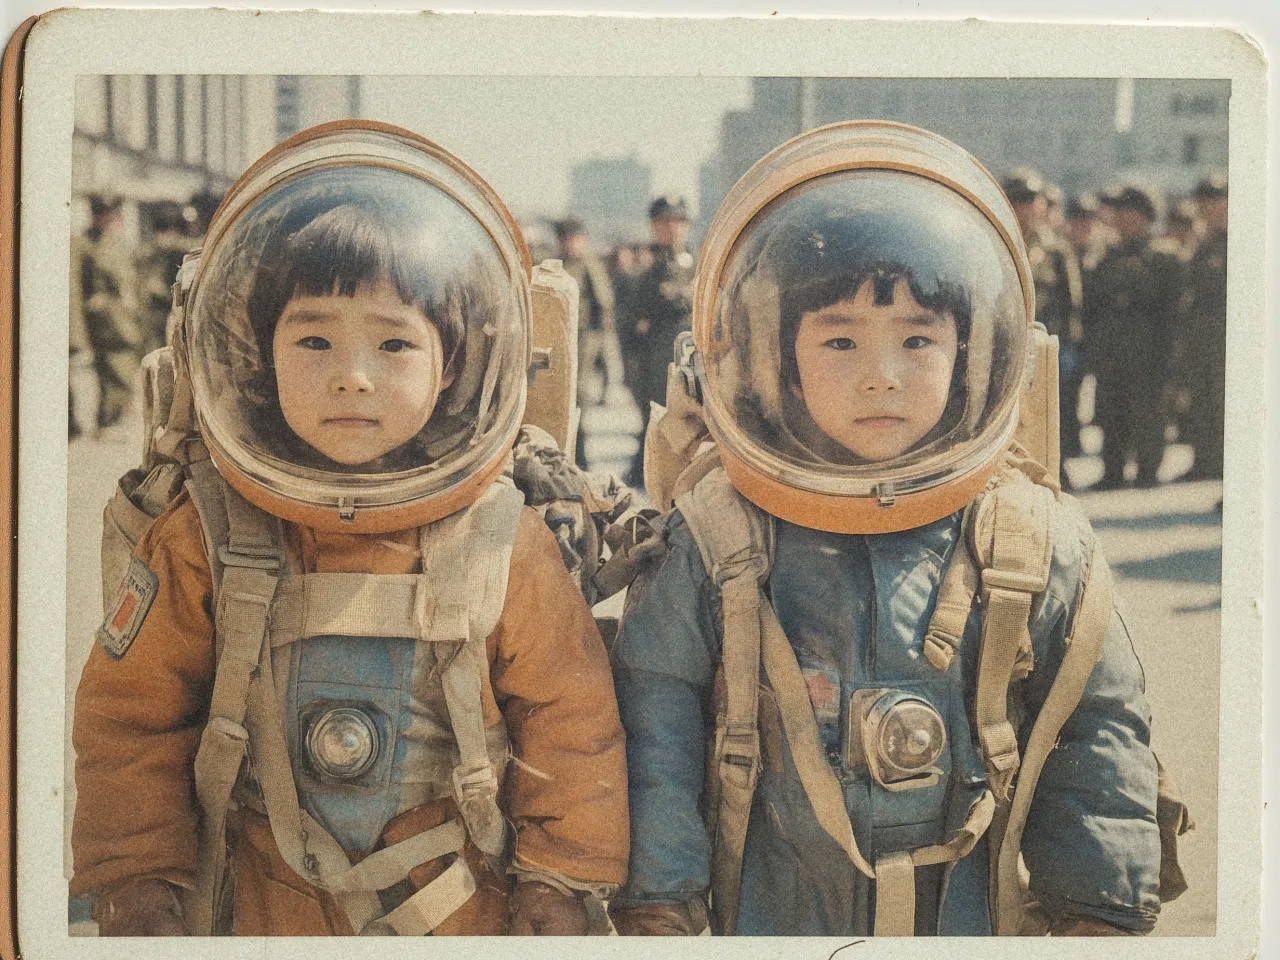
[364,75,752,223]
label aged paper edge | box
[10,8,1270,960]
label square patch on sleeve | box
[96,557,159,659]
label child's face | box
[273,278,448,467]
[792,277,958,462]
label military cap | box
[554,216,587,240]
[89,194,123,218]
[1098,183,1125,207]
[186,190,223,231]
[1066,192,1100,220]
[1104,184,1161,221]
[648,194,689,221]
[1000,168,1044,204]
[1192,171,1228,199]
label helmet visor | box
[703,167,1028,496]
[185,132,529,516]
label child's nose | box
[860,351,901,390]
[332,358,375,393]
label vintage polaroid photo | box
[3,6,1268,959]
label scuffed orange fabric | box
[71,490,628,934]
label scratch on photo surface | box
[509,754,551,780]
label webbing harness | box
[676,459,1111,937]
[182,459,525,936]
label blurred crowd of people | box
[535,169,1229,492]
[70,168,1229,496]
[1007,167,1228,489]
[68,191,219,438]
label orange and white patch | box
[96,557,159,659]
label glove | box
[1048,915,1143,937]
[507,880,588,936]
[93,877,186,937]
[610,899,705,936]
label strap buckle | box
[717,721,760,772]
[982,567,1047,594]
[218,545,282,570]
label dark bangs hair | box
[247,200,464,382]
[238,169,472,469]
[736,175,990,464]
[770,204,975,393]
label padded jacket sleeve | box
[1018,502,1162,933]
[70,494,216,896]
[609,510,721,907]
[488,508,630,892]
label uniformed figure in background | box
[134,201,193,355]
[1043,181,1066,235]
[1064,193,1110,274]
[1084,185,1181,489]
[68,226,99,438]
[1160,200,1201,264]
[1174,173,1228,482]
[76,194,143,431]
[1003,170,1085,464]
[555,217,625,468]
[622,195,696,487]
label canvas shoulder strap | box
[415,476,525,857]
[990,542,1112,935]
[966,462,1058,803]
[184,474,525,935]
[674,468,769,936]
[953,452,1122,936]
[185,476,289,934]
[678,467,996,937]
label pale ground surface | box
[62,398,1220,937]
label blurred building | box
[72,75,362,240]
[703,77,1229,220]
[568,154,652,248]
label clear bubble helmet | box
[181,122,532,533]
[693,121,1036,533]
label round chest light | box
[306,707,380,779]
[865,692,947,784]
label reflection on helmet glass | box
[186,157,529,518]
[707,169,1025,488]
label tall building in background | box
[72,75,362,241]
[705,77,1229,217]
[568,154,652,247]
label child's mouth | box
[855,416,906,429]
[324,417,379,429]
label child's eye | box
[904,335,934,349]
[380,338,416,353]
[823,337,856,350]
[297,336,330,350]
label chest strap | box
[968,472,1055,803]
[268,573,441,646]
[677,469,994,937]
[676,469,769,938]
[186,476,524,935]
